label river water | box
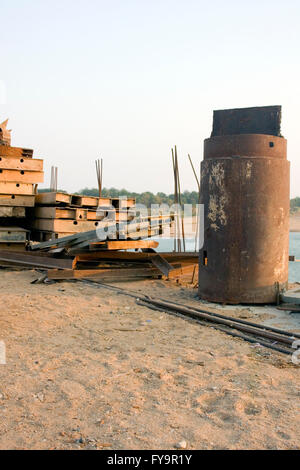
[154,233,300,282]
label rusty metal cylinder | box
[198,133,290,304]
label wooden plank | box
[0,157,43,171]
[118,212,135,222]
[47,263,196,281]
[34,207,77,219]
[112,198,136,209]
[32,218,104,232]
[71,195,99,207]
[84,240,159,252]
[114,210,135,222]
[0,182,34,195]
[98,197,112,207]
[0,169,44,183]
[0,227,28,243]
[86,209,134,222]
[104,240,159,250]
[86,210,104,220]
[0,195,35,207]
[76,209,87,220]
[35,192,71,205]
[76,251,198,262]
[0,206,25,217]
[35,208,107,221]
[47,267,161,280]
[0,146,33,158]
[0,243,26,251]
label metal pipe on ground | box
[79,280,299,354]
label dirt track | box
[0,270,299,450]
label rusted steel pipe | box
[156,297,300,339]
[198,106,290,304]
[141,297,295,346]
[82,281,298,354]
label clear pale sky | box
[1,0,299,197]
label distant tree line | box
[77,187,200,206]
[39,187,300,213]
[290,197,300,213]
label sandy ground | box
[0,269,299,450]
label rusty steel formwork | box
[198,107,290,304]
[0,119,11,146]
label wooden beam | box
[0,195,35,207]
[71,195,99,207]
[0,169,44,183]
[85,210,99,220]
[0,182,34,195]
[35,192,71,205]
[47,262,198,281]
[0,206,25,217]
[112,198,136,209]
[0,243,26,251]
[47,266,161,280]
[34,207,110,221]
[0,157,43,171]
[89,240,159,251]
[34,207,77,219]
[32,217,105,232]
[0,146,33,158]
[0,227,28,243]
[76,209,88,220]
[98,197,113,207]
[75,251,198,262]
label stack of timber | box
[47,250,198,283]
[31,192,136,241]
[0,119,44,250]
[63,248,198,283]
[0,238,198,283]
[31,192,174,242]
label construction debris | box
[81,281,300,356]
[0,250,74,270]
[0,119,11,146]
[0,121,44,250]
[30,192,140,241]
